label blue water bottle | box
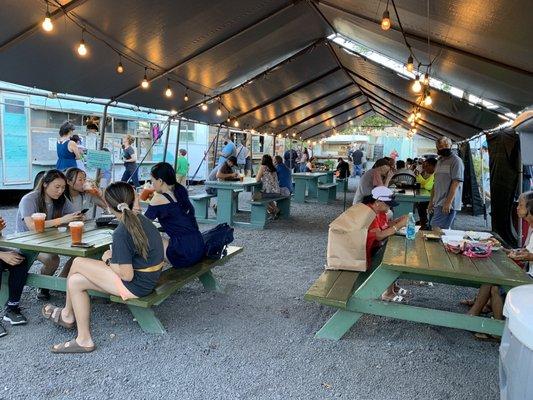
[406,212,416,240]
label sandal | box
[396,287,410,296]
[381,294,407,303]
[51,339,95,354]
[41,304,76,330]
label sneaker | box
[0,322,6,338]
[37,288,51,301]
[3,306,28,325]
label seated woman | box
[467,191,533,338]
[16,169,83,301]
[42,181,165,353]
[145,162,205,268]
[255,154,281,216]
[362,186,408,302]
[64,167,107,212]
[306,157,316,172]
[274,155,292,196]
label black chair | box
[389,173,417,187]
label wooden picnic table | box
[204,179,262,227]
[0,221,113,305]
[312,232,531,340]
[392,188,431,218]
[292,172,328,203]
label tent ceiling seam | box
[305,108,373,140]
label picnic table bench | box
[305,232,531,340]
[0,222,243,333]
[317,183,337,204]
[250,195,290,228]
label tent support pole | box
[174,119,182,171]
[190,125,222,183]
[162,119,172,163]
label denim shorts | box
[431,206,457,229]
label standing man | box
[428,136,464,229]
[176,148,189,186]
[283,142,299,173]
[351,146,364,177]
[336,157,350,179]
[236,140,249,174]
[218,133,236,166]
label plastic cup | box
[31,213,46,233]
[239,174,244,182]
[140,187,155,201]
[69,221,84,244]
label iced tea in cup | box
[239,174,244,182]
[140,186,155,201]
[32,213,46,233]
[69,221,84,244]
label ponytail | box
[105,181,149,260]
[121,208,149,260]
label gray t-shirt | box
[111,214,164,297]
[69,193,94,213]
[432,154,464,210]
[353,169,377,204]
[16,190,76,233]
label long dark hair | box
[59,121,75,137]
[151,162,195,217]
[35,169,68,219]
[105,182,149,259]
[64,167,86,201]
[261,154,276,173]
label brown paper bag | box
[326,203,376,271]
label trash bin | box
[499,284,533,400]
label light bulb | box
[233,120,239,128]
[226,117,231,123]
[184,92,189,102]
[201,103,208,111]
[416,111,421,119]
[424,92,432,106]
[116,62,124,74]
[292,133,296,137]
[216,107,222,116]
[410,120,416,127]
[278,134,282,138]
[412,128,417,134]
[423,73,430,85]
[406,55,413,72]
[381,10,391,30]
[141,72,149,89]
[165,85,173,98]
[42,12,53,32]
[411,76,422,93]
[77,39,87,56]
[408,113,415,123]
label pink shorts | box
[112,274,138,301]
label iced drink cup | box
[32,213,46,233]
[140,187,155,201]
[69,221,84,244]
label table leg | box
[0,271,8,306]
[216,188,235,226]
[307,178,318,199]
[127,305,166,334]
[294,179,306,203]
[198,270,224,293]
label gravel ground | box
[0,182,500,400]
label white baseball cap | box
[371,186,399,207]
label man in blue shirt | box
[274,155,293,196]
[218,133,236,166]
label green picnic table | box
[392,188,431,218]
[0,222,113,306]
[306,232,531,340]
[318,170,334,184]
[293,172,327,203]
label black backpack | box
[202,223,235,259]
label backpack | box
[202,223,235,259]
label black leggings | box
[0,257,29,306]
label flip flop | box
[51,339,95,354]
[396,288,410,296]
[381,294,407,303]
[41,304,76,330]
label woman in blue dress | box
[56,121,80,171]
[144,162,205,268]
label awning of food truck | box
[0,0,531,140]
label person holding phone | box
[16,169,83,301]
[64,167,107,213]
[42,181,164,353]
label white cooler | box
[499,284,533,400]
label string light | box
[216,105,222,116]
[183,91,189,102]
[42,3,53,32]
[406,55,414,72]
[411,74,422,93]
[141,67,149,89]
[292,133,296,137]
[233,119,239,128]
[381,8,391,30]
[164,80,173,98]
[424,91,433,106]
[116,59,124,74]
[423,73,430,85]
[226,117,231,123]
[201,96,208,111]
[77,30,87,57]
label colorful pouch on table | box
[463,243,492,258]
